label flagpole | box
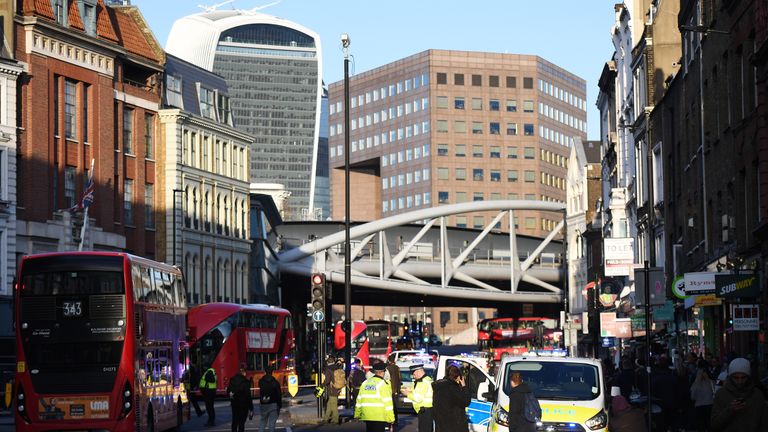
[78,158,94,251]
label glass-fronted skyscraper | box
[166,10,323,220]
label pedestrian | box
[349,357,367,407]
[321,356,342,424]
[401,364,433,432]
[187,363,204,417]
[689,360,714,432]
[432,364,471,432]
[199,365,217,426]
[386,358,402,429]
[506,371,538,432]
[354,362,395,432]
[710,357,768,432]
[258,365,282,432]
[608,394,645,432]
[226,364,253,432]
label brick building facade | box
[14,0,164,257]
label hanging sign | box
[732,304,759,331]
[715,274,760,298]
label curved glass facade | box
[219,24,316,48]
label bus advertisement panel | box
[187,303,296,396]
[13,252,189,432]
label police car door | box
[437,356,495,432]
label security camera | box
[340,33,350,47]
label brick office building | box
[14,0,164,257]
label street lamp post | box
[172,189,185,266]
[341,32,352,407]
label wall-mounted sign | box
[732,304,759,331]
[604,238,634,276]
[715,274,760,298]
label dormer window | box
[197,85,215,120]
[52,0,67,26]
[217,93,231,126]
[79,0,98,36]
[166,75,183,108]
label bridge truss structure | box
[278,201,566,303]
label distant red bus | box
[481,317,559,361]
[477,319,492,351]
[14,252,189,432]
[366,320,400,364]
[187,303,296,396]
[334,320,369,368]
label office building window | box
[145,184,154,228]
[438,144,448,156]
[144,114,154,159]
[438,191,449,204]
[454,97,465,109]
[506,99,517,112]
[525,170,535,182]
[489,99,500,111]
[524,100,534,112]
[456,144,466,157]
[454,73,464,85]
[506,123,518,135]
[64,80,77,140]
[473,217,484,229]
[507,170,518,182]
[490,146,501,158]
[473,168,484,181]
[506,76,516,88]
[437,96,448,108]
[490,192,501,200]
[454,120,466,133]
[456,168,466,181]
[456,191,467,202]
[437,72,447,84]
[124,179,134,225]
[123,108,133,154]
[525,217,536,229]
[524,124,535,136]
[83,85,89,142]
[437,120,448,132]
[456,216,467,228]
[524,147,535,159]
[523,77,534,89]
[437,167,449,180]
[507,146,518,158]
[472,122,483,134]
[471,74,482,86]
[525,194,535,200]
[64,166,76,208]
[472,145,483,157]
[473,192,484,202]
[489,122,500,135]
[472,98,482,110]
[198,86,215,119]
[489,75,499,87]
[490,170,501,182]
[508,193,519,200]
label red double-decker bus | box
[480,317,560,360]
[333,320,369,367]
[13,252,190,432]
[187,303,296,396]
[478,318,493,351]
[365,320,400,364]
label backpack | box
[522,392,542,423]
[332,368,347,390]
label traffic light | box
[310,273,325,313]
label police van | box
[436,351,608,432]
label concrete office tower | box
[328,50,587,238]
[166,10,323,220]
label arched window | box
[204,256,212,303]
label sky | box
[131,0,619,140]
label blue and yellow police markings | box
[466,400,493,429]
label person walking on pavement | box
[689,360,714,432]
[258,365,282,432]
[226,364,253,432]
[354,362,395,432]
[349,357,367,408]
[710,357,768,432]
[432,364,471,432]
[506,371,539,432]
[401,364,434,432]
[386,358,402,430]
[199,365,217,426]
[321,355,342,424]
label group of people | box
[608,352,768,432]
[188,363,283,432]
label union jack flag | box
[67,165,95,213]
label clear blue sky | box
[132,0,618,140]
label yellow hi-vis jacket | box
[410,375,433,413]
[354,375,395,423]
[199,368,217,390]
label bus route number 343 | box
[62,301,83,317]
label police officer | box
[354,362,395,432]
[199,366,217,426]
[402,364,433,432]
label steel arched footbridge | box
[277,201,566,304]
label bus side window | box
[132,265,143,302]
